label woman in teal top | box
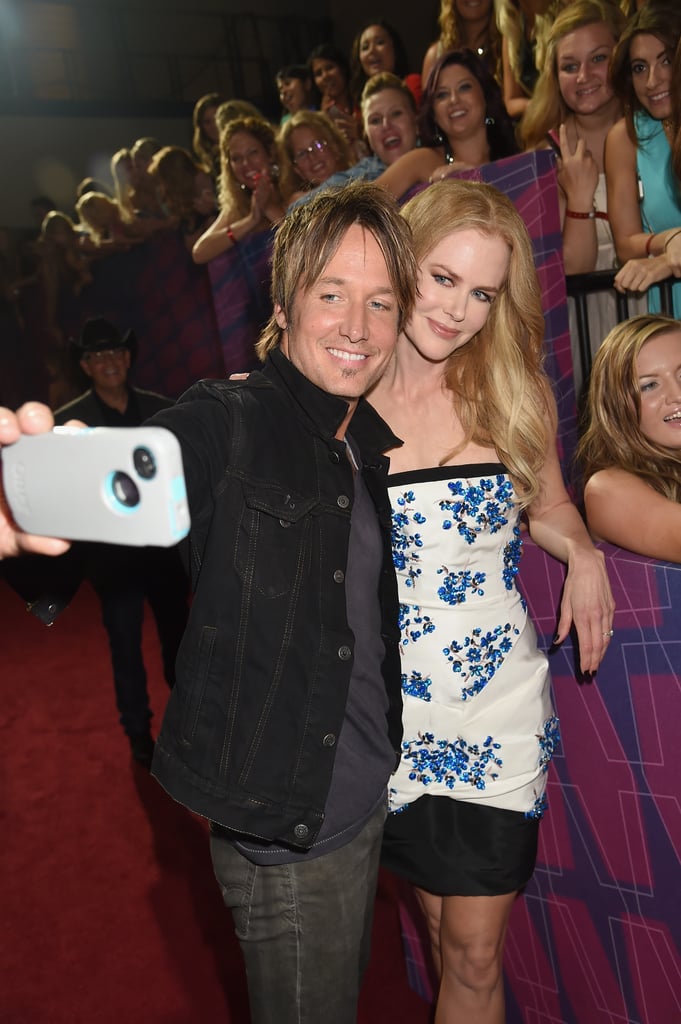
[605,4,681,316]
[633,109,681,314]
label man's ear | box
[274,305,287,331]
[80,359,93,380]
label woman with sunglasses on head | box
[192,116,286,265]
[369,178,613,1024]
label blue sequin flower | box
[439,475,515,546]
[436,566,486,605]
[442,623,519,699]
[402,670,433,702]
[525,792,548,820]
[391,490,426,587]
[537,716,561,771]
[402,731,503,791]
[502,528,523,591]
[398,603,436,646]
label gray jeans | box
[209,800,387,1024]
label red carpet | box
[0,579,432,1023]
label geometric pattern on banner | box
[207,227,275,375]
[399,540,681,1024]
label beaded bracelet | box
[645,233,655,257]
[565,208,608,220]
[226,224,238,246]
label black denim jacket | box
[150,348,403,849]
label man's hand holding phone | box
[0,403,73,560]
[1,404,190,555]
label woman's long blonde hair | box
[437,0,502,82]
[577,315,681,502]
[495,0,553,98]
[518,0,625,151]
[400,179,549,507]
[218,117,281,218]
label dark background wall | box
[0,0,437,228]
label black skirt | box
[382,794,540,897]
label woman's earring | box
[433,126,444,145]
[485,116,495,127]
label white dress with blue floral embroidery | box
[388,464,559,820]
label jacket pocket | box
[236,482,318,599]
[179,624,217,746]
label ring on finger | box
[602,629,614,638]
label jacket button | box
[337,494,350,509]
[333,569,344,583]
[279,519,291,528]
[328,450,341,464]
[338,645,352,660]
[323,733,336,747]
[294,824,309,840]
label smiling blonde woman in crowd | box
[577,314,681,562]
[192,116,285,264]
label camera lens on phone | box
[133,446,156,479]
[111,471,140,508]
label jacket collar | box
[262,347,402,458]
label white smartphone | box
[2,426,190,547]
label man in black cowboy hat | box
[52,317,189,767]
[63,317,140,424]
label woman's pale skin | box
[584,329,681,561]
[605,33,679,294]
[362,88,419,166]
[551,22,621,274]
[368,225,613,1024]
[375,63,491,199]
[192,131,283,264]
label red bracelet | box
[226,224,238,246]
[645,232,655,256]
[565,208,608,220]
